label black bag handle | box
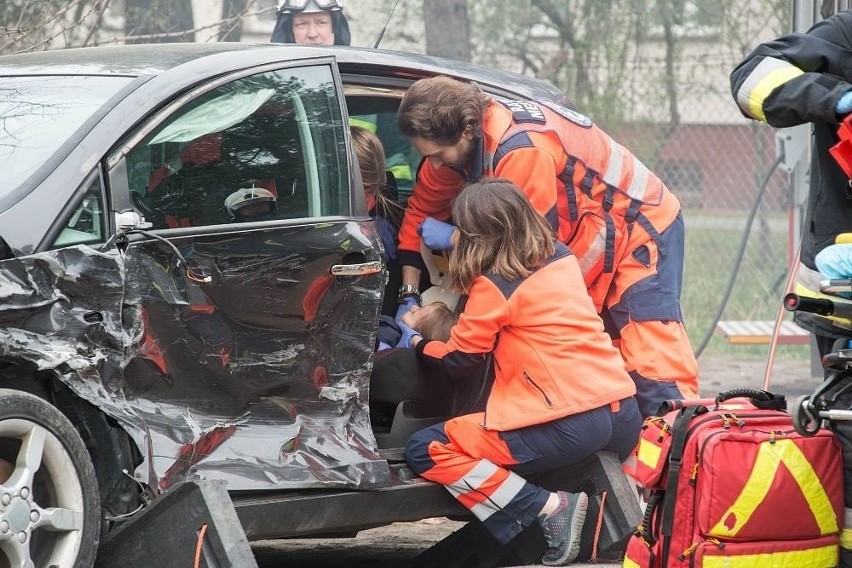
[636,491,663,546]
[714,388,786,411]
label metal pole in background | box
[791,0,814,32]
[818,0,852,19]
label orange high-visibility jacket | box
[417,243,636,432]
[398,100,682,310]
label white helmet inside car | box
[225,187,277,219]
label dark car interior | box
[346,93,421,205]
[370,348,494,456]
[344,92,482,454]
[133,101,309,230]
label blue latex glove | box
[418,217,457,251]
[395,321,422,349]
[837,91,852,115]
[395,295,419,323]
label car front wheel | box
[0,389,100,568]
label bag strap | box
[660,404,705,563]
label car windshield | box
[0,75,133,197]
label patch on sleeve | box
[540,101,593,128]
[504,100,546,124]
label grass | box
[681,210,809,361]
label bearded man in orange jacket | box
[395,76,698,418]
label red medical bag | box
[624,389,844,567]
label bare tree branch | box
[14,0,104,54]
[82,0,113,47]
[114,5,273,45]
[1,2,277,54]
[531,0,573,44]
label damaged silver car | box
[0,43,578,566]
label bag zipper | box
[688,538,725,567]
[684,411,785,441]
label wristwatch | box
[398,284,421,304]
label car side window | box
[52,173,105,248]
[347,95,420,205]
[127,65,348,229]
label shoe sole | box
[542,492,589,566]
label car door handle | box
[331,261,382,277]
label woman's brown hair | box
[350,125,402,222]
[397,76,491,145]
[449,178,555,293]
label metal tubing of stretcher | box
[819,409,852,421]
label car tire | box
[0,388,100,568]
[50,383,142,534]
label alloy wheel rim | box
[0,418,85,568]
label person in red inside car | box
[403,178,641,566]
[395,76,698,419]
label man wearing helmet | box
[270,1,417,234]
[270,0,351,46]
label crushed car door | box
[107,62,390,491]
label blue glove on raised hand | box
[395,295,419,323]
[396,321,422,349]
[418,217,457,251]
[837,91,852,116]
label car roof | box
[0,43,569,104]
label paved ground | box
[253,354,819,567]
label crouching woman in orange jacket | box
[402,178,641,566]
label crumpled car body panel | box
[0,219,392,492]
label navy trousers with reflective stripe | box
[406,397,641,543]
